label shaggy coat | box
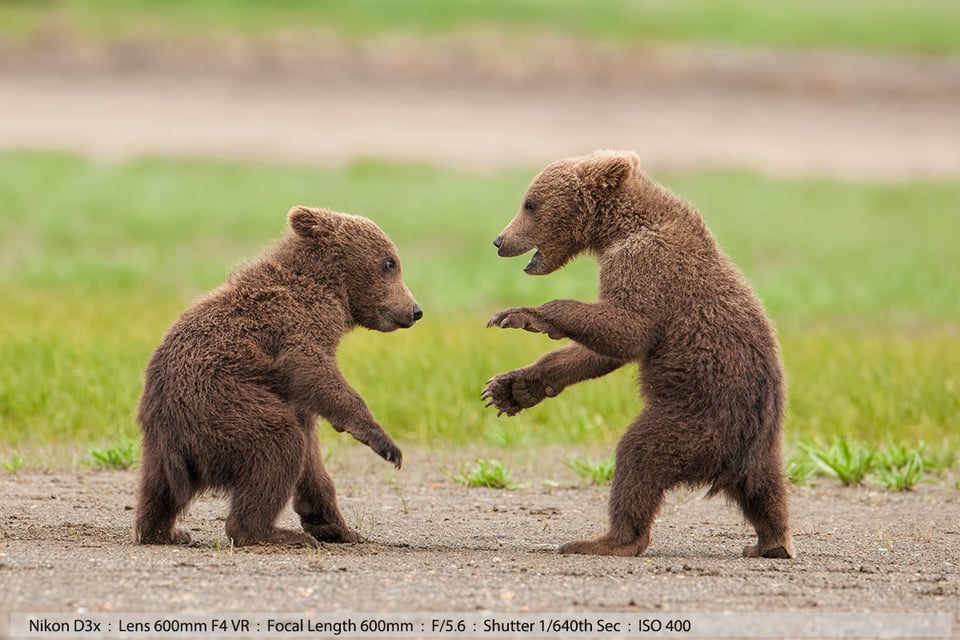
[135,206,421,547]
[483,151,794,558]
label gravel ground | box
[1,447,958,637]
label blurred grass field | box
[1,0,958,54]
[1,151,957,467]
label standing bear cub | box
[136,206,422,547]
[483,150,794,558]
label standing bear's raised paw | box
[481,370,557,416]
[487,307,566,340]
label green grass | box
[789,439,939,491]
[0,151,958,469]
[802,436,875,486]
[0,0,958,54]
[448,459,520,489]
[564,455,616,485]
[2,451,25,474]
[89,432,139,470]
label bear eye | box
[383,257,397,272]
[523,199,537,213]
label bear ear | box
[579,150,640,191]
[288,206,335,240]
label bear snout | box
[495,235,535,258]
[381,302,422,329]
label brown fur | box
[482,150,794,558]
[135,206,422,547]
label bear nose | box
[493,235,503,248]
[412,304,423,322]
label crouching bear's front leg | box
[294,426,364,544]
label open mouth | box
[523,250,542,273]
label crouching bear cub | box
[136,206,422,547]
[483,151,794,558]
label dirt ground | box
[1,447,959,635]
[1,33,959,179]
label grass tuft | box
[2,451,25,473]
[448,459,520,489]
[792,438,947,491]
[871,449,925,491]
[786,450,816,486]
[802,437,874,486]
[564,455,615,484]
[89,433,139,470]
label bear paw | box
[302,522,365,544]
[136,527,192,545]
[559,535,648,557]
[743,540,795,559]
[233,528,320,548]
[482,371,550,416]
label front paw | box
[481,371,556,416]
[372,434,403,469]
[302,520,365,544]
[488,307,545,333]
[487,307,565,339]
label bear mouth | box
[523,250,543,273]
[387,315,416,329]
[378,310,417,331]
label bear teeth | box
[524,250,542,272]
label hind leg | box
[223,414,319,548]
[134,443,193,545]
[561,411,672,556]
[726,459,795,559]
[294,425,362,543]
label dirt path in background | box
[1,35,959,179]
[2,448,958,635]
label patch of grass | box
[0,1,957,54]
[564,455,615,485]
[791,439,949,490]
[785,450,816,487]
[2,451,25,473]
[0,152,958,466]
[89,433,139,470]
[803,437,875,485]
[448,459,520,489]
[872,447,925,491]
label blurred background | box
[2,0,959,177]
[1,1,958,485]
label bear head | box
[493,150,640,275]
[288,206,422,331]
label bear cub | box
[135,206,422,547]
[483,150,794,558]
